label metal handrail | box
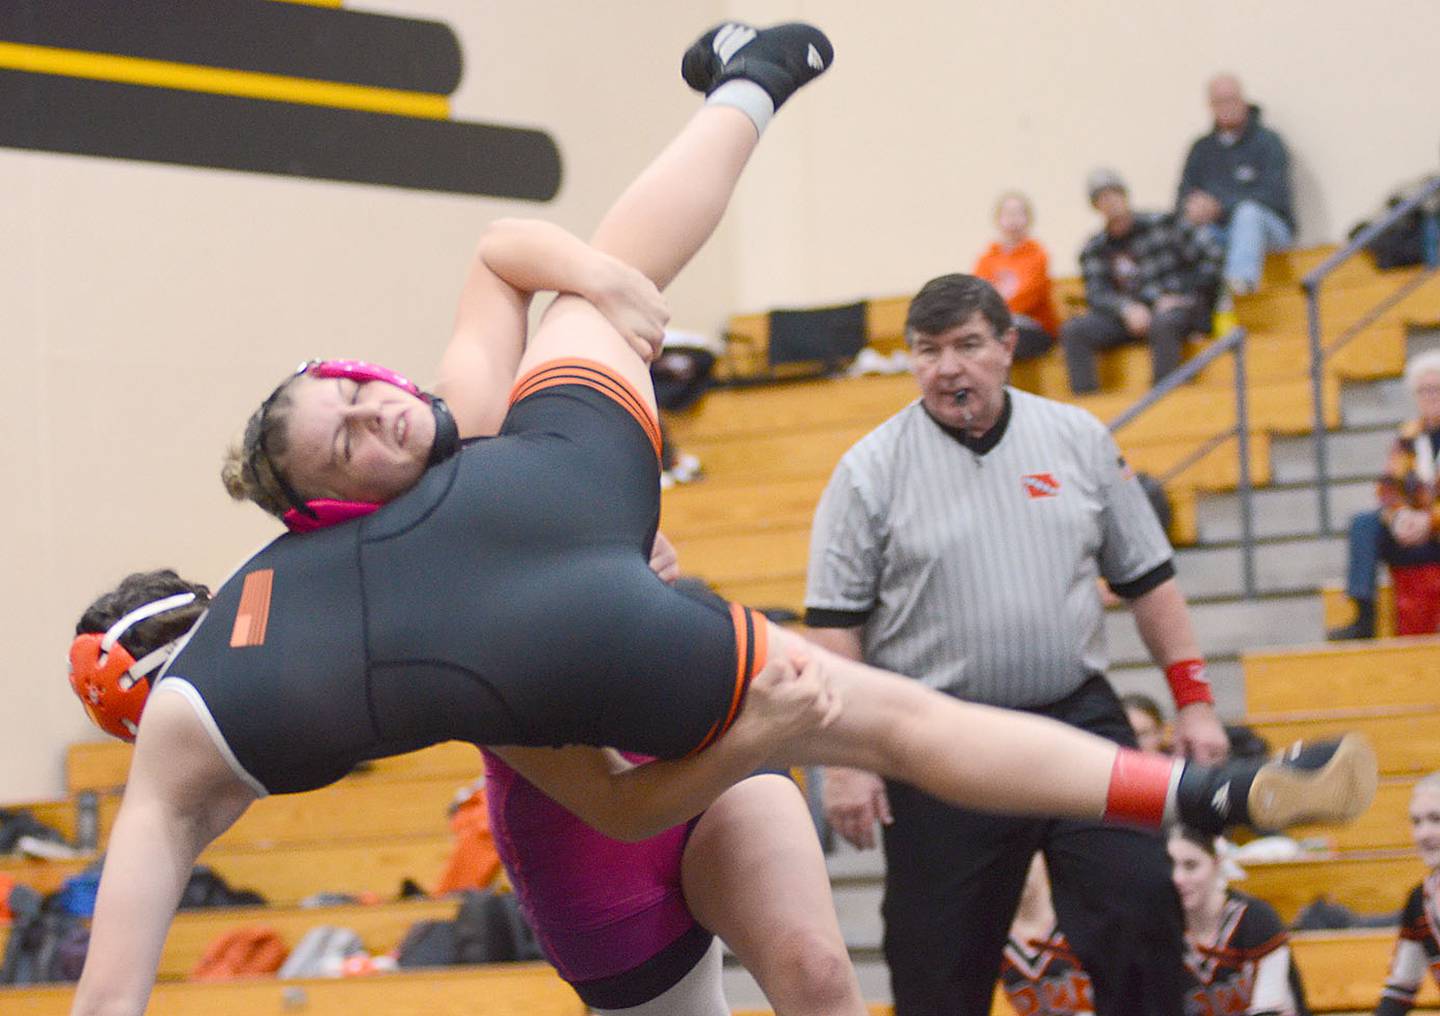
[1110,327,1256,598]
[1304,175,1440,533]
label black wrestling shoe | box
[681,22,833,109]
[1176,733,1378,835]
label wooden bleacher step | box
[0,832,455,902]
[1249,706,1440,777]
[23,774,474,854]
[1243,638,1440,714]
[64,738,482,795]
[0,898,458,982]
[1236,849,1422,923]
[1322,584,1397,639]
[0,964,584,1016]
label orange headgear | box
[68,592,198,742]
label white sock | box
[706,80,773,136]
[1162,760,1184,827]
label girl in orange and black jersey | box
[1169,827,1308,1016]
[1376,772,1440,1015]
[998,854,1094,1016]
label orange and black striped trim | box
[509,358,663,464]
[687,604,769,757]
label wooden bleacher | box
[0,898,458,981]
[3,965,585,1016]
[62,739,482,795]
[664,247,1440,612]
[1214,631,1440,1010]
[1244,639,1440,713]
[1323,583,1399,640]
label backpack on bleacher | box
[454,889,541,963]
[0,809,69,856]
[179,865,266,909]
[396,889,542,968]
[190,926,288,980]
[0,889,89,986]
[1350,175,1440,270]
[395,918,458,968]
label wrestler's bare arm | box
[493,653,838,841]
[71,691,257,1016]
[437,219,667,437]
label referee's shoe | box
[1177,733,1378,834]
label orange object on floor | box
[0,873,17,923]
[1391,563,1440,635]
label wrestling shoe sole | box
[1247,733,1378,830]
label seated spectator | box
[1061,168,1223,395]
[1178,74,1295,296]
[999,854,1095,1016]
[1169,827,1309,1016]
[1120,693,1168,754]
[974,192,1059,360]
[1328,350,1440,640]
[1374,772,1440,1014]
[652,329,720,488]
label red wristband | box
[1165,658,1213,709]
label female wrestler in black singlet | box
[69,22,1375,1016]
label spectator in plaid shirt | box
[1060,168,1223,395]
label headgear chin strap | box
[250,359,464,534]
[68,592,198,742]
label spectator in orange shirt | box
[974,192,1059,361]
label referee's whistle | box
[953,388,974,426]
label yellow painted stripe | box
[0,41,448,119]
[270,0,343,7]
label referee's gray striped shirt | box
[805,387,1173,708]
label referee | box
[807,273,1229,1016]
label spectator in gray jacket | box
[1177,74,1294,295]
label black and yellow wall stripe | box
[0,0,562,199]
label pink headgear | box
[249,360,460,533]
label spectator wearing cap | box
[1059,169,1224,396]
[1177,74,1294,296]
[973,191,1059,361]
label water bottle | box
[1423,212,1440,269]
[75,790,99,852]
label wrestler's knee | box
[764,925,855,1010]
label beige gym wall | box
[0,1,732,801]
[3,0,1439,800]
[728,0,1440,308]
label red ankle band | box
[1103,749,1176,829]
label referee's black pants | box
[880,675,1186,1016]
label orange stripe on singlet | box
[686,604,769,757]
[508,358,663,463]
